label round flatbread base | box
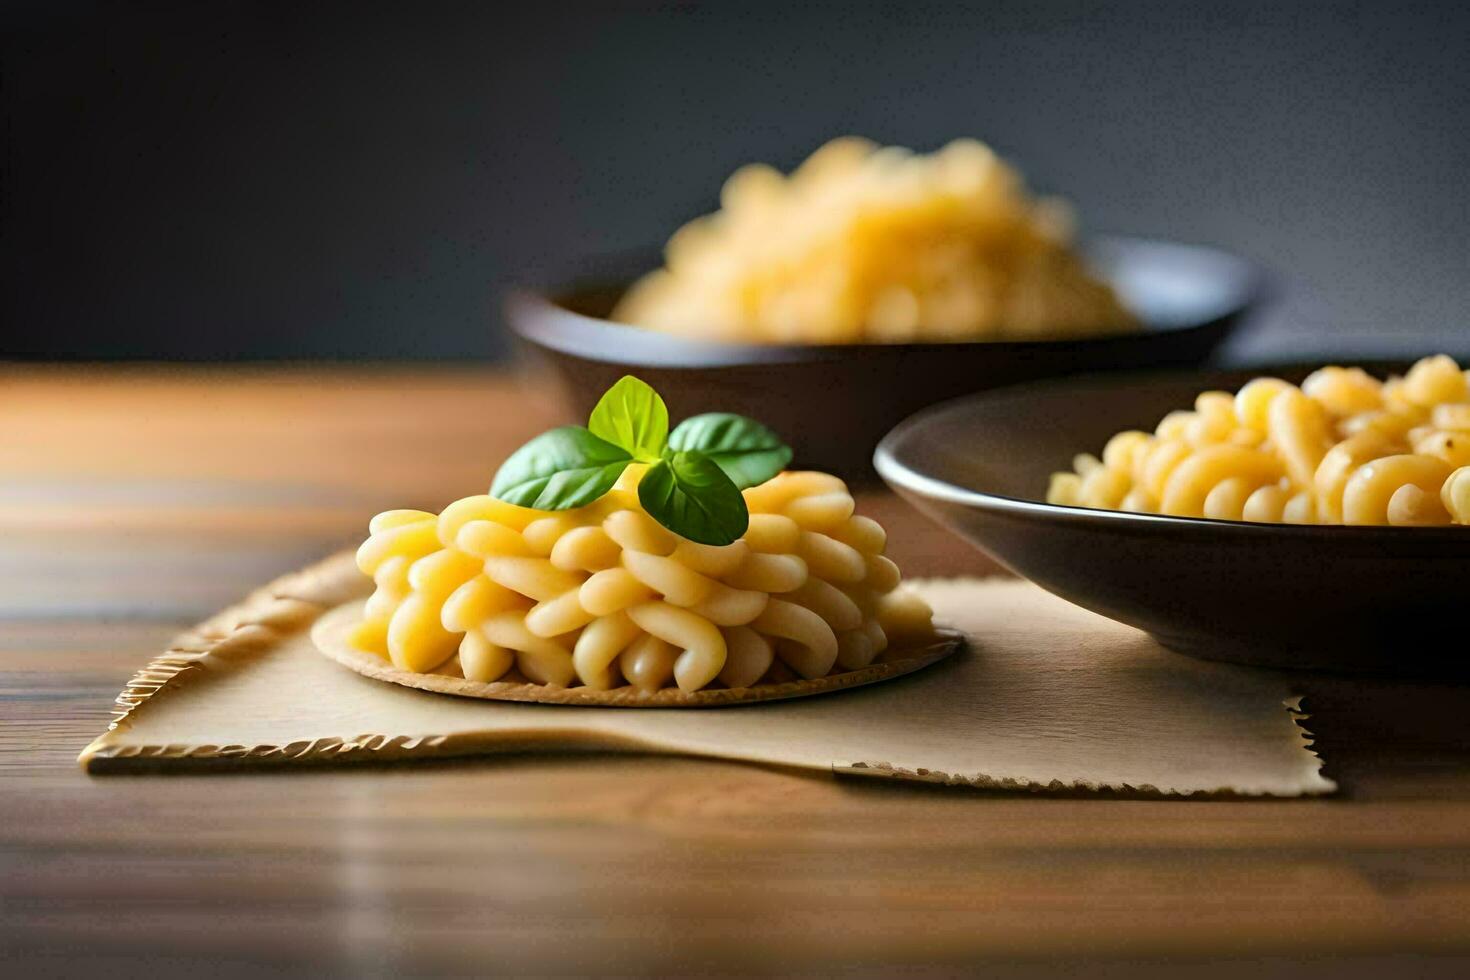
[312,601,962,708]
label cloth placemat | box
[79,552,1333,796]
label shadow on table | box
[1301,675,1470,800]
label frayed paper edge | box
[831,693,1336,798]
[80,551,367,768]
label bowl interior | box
[1085,237,1256,331]
[879,361,1463,508]
[880,369,1271,504]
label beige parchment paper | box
[80,552,1333,796]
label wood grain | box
[4,366,1470,978]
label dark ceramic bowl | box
[875,365,1470,674]
[507,236,1263,482]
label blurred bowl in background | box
[506,235,1264,481]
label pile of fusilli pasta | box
[613,136,1136,344]
[1048,355,1470,525]
[351,470,934,692]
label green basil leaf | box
[490,426,633,510]
[667,412,793,489]
[637,451,750,546]
[588,375,669,461]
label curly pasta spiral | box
[351,469,933,692]
[1048,355,1470,526]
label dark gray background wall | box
[3,0,1468,361]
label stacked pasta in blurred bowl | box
[614,137,1136,343]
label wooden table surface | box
[4,366,1470,978]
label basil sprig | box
[489,376,792,546]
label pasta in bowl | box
[313,377,957,705]
[875,358,1470,673]
[613,136,1137,344]
[1047,355,1470,526]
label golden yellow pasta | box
[1047,355,1470,526]
[613,136,1136,344]
[350,469,934,692]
